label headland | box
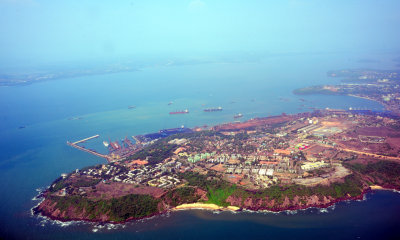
[34,107,400,223]
[293,68,400,115]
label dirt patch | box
[293,164,351,186]
[86,182,165,200]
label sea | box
[0,52,399,240]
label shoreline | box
[370,185,385,190]
[369,185,400,192]
[346,94,387,110]
[33,186,400,225]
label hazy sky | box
[1,0,400,64]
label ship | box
[169,109,189,114]
[103,141,109,147]
[168,101,173,105]
[128,105,136,109]
[204,106,223,112]
[234,113,243,119]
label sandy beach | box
[370,185,385,190]
[174,203,240,211]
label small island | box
[34,109,400,223]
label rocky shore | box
[34,183,400,225]
[33,152,400,224]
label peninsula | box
[293,69,400,115]
[35,109,400,223]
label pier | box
[67,135,111,162]
[72,134,99,145]
[132,136,141,144]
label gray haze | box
[1,0,400,65]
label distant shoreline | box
[346,94,388,111]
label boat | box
[169,109,189,114]
[68,116,83,120]
[128,105,136,109]
[103,141,109,147]
[204,107,223,112]
[234,113,243,119]
[168,101,173,105]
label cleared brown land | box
[333,126,400,157]
[355,127,398,137]
[85,182,166,200]
[213,115,294,131]
[293,164,351,186]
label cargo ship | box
[234,113,243,119]
[169,109,189,114]
[204,107,223,112]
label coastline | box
[34,186,400,225]
[369,185,400,192]
[346,94,387,110]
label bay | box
[0,52,397,239]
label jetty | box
[72,135,99,145]
[67,135,110,161]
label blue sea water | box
[0,53,399,239]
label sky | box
[1,0,400,65]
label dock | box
[68,134,143,163]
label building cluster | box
[77,160,184,189]
[166,115,349,187]
[148,175,180,188]
[68,107,400,191]
[82,164,123,178]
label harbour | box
[0,52,396,239]
[67,136,109,161]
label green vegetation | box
[230,174,363,207]
[346,161,400,188]
[179,171,363,208]
[49,177,68,192]
[109,194,160,221]
[180,171,236,207]
[207,184,237,207]
[49,177,101,193]
[73,178,101,188]
[129,140,178,165]
[49,194,160,222]
[164,187,200,207]
[180,171,209,189]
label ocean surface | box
[0,52,399,240]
